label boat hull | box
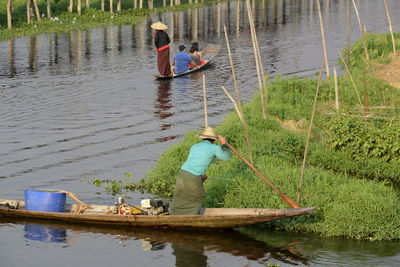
[0,199,316,230]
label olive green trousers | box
[170,170,205,215]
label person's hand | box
[202,175,208,181]
[218,135,226,145]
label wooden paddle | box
[224,142,300,209]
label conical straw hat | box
[196,127,217,140]
[151,21,168,30]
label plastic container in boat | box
[24,189,66,212]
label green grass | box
[119,32,400,240]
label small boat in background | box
[154,44,220,79]
[0,199,316,230]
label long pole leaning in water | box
[352,0,369,61]
[223,25,254,165]
[316,0,330,78]
[224,142,300,209]
[245,0,266,119]
[383,0,397,55]
[297,61,324,204]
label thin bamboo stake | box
[363,71,369,115]
[7,0,12,29]
[225,142,300,209]
[382,81,386,105]
[223,25,254,165]
[86,0,90,8]
[316,0,330,77]
[110,0,113,13]
[297,61,324,204]
[163,0,165,8]
[170,0,173,7]
[247,5,268,103]
[101,0,105,11]
[383,0,396,55]
[245,0,266,119]
[334,68,339,110]
[117,0,121,12]
[140,0,143,9]
[351,0,369,60]
[339,51,362,106]
[32,0,41,22]
[203,75,208,128]
[346,0,350,66]
[134,0,137,9]
[221,86,254,165]
[47,0,51,18]
[27,0,31,23]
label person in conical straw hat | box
[151,21,172,77]
[170,127,231,215]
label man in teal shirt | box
[171,127,230,215]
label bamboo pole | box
[7,0,12,29]
[383,0,396,55]
[69,0,73,13]
[32,0,41,22]
[221,85,254,165]
[27,0,31,23]
[117,0,121,12]
[140,0,143,9]
[225,142,300,209]
[223,25,253,165]
[351,0,369,60]
[363,71,369,115]
[170,0,173,7]
[110,0,113,13]
[86,0,90,8]
[203,75,208,128]
[47,0,51,18]
[339,51,362,106]
[78,0,81,15]
[245,0,266,120]
[101,0,104,11]
[316,0,330,77]
[163,0,165,8]
[297,61,324,204]
[247,2,268,103]
[346,0,350,66]
[134,0,137,9]
[334,68,339,110]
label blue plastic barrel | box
[24,189,66,212]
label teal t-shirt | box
[181,140,230,176]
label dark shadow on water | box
[0,217,309,265]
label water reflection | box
[24,224,66,243]
[154,80,173,130]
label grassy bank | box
[118,32,400,241]
[0,0,205,40]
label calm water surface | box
[1,0,400,266]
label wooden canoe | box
[0,199,316,230]
[154,44,220,80]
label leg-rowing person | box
[170,127,231,215]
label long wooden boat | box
[0,199,316,230]
[154,44,220,80]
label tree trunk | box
[7,0,12,29]
[27,0,31,23]
[47,0,51,18]
[32,0,41,22]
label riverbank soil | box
[375,53,400,88]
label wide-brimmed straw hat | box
[151,21,168,30]
[196,127,217,140]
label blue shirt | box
[174,52,192,74]
[181,141,231,176]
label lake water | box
[1,0,400,266]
